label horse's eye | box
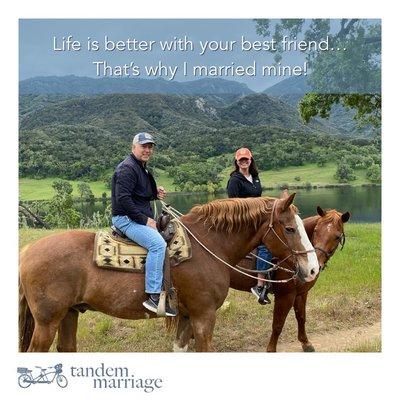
[285,227,296,234]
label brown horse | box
[172,206,350,352]
[19,192,319,352]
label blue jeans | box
[112,215,167,294]
[256,245,273,271]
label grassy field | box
[220,162,370,188]
[19,178,110,201]
[19,223,381,352]
[19,163,371,201]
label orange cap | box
[235,147,252,161]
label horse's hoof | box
[303,344,315,352]
[173,342,189,352]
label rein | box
[261,199,316,258]
[160,200,312,284]
[314,232,346,270]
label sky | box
[19,19,307,92]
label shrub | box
[366,163,381,182]
[334,162,357,183]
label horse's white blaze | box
[294,215,319,280]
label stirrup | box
[258,285,271,305]
[155,291,178,317]
[156,291,167,316]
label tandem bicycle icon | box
[17,363,68,388]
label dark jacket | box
[111,154,158,225]
[227,171,262,198]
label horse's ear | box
[280,189,289,199]
[317,206,326,217]
[341,211,351,223]
[281,192,296,211]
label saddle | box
[93,211,189,317]
[93,211,192,273]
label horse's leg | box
[190,311,216,352]
[27,299,70,352]
[28,320,61,352]
[173,315,193,352]
[266,293,296,352]
[294,292,315,352]
[57,309,79,352]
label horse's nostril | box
[310,268,315,275]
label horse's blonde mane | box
[320,209,343,226]
[188,197,276,234]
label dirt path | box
[277,321,381,352]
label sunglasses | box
[238,158,250,163]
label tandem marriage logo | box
[17,363,164,392]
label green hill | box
[19,91,380,185]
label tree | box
[334,162,357,183]
[167,162,223,192]
[77,182,95,203]
[254,19,381,127]
[299,93,381,128]
[366,163,381,183]
[314,150,328,167]
[44,180,81,228]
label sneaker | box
[142,294,178,317]
[250,285,271,305]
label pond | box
[76,186,381,223]
[168,186,381,223]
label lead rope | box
[160,201,296,284]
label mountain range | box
[19,75,374,136]
[19,75,378,181]
[19,92,337,136]
[19,75,253,96]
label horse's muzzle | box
[295,266,307,283]
[296,264,317,283]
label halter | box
[313,228,346,269]
[160,199,315,284]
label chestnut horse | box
[19,193,319,352]
[172,206,350,352]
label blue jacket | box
[111,154,158,225]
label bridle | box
[259,199,317,274]
[313,227,346,270]
[236,199,316,281]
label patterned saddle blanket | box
[93,218,192,273]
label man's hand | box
[146,218,157,229]
[157,186,167,200]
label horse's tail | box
[165,315,179,333]
[19,279,34,352]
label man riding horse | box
[111,132,177,317]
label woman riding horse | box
[227,147,273,304]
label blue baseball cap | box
[132,132,155,145]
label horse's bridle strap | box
[262,200,316,258]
